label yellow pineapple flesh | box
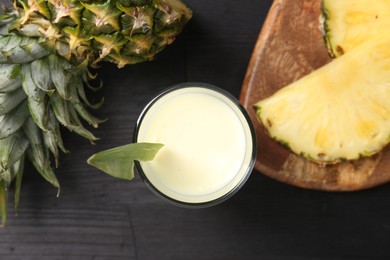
[323,0,390,57]
[254,33,390,164]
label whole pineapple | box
[0,0,192,226]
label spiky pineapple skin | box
[255,33,390,164]
[11,0,192,67]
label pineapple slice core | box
[255,34,390,163]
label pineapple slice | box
[254,33,390,164]
[323,0,390,57]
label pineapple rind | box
[11,0,192,67]
[255,33,390,163]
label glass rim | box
[133,82,257,208]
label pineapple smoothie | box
[134,83,256,206]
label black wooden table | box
[1,0,390,259]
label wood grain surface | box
[1,1,390,259]
[240,0,390,191]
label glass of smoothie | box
[133,82,257,207]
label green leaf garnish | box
[87,142,164,180]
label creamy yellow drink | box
[134,84,256,206]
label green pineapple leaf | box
[0,179,7,227]
[13,156,24,213]
[87,142,164,180]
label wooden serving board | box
[240,0,390,191]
